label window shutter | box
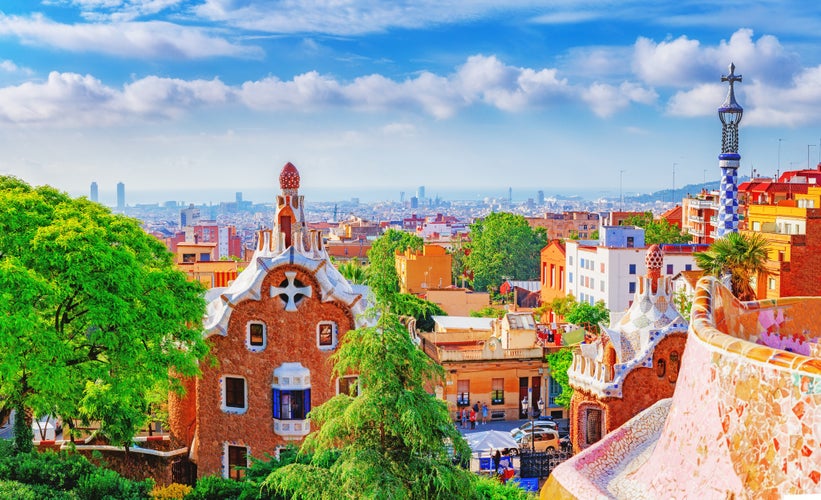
[303,388,311,417]
[272,388,280,419]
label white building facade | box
[565,226,701,314]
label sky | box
[1,1,821,204]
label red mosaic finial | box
[279,162,300,190]
[645,244,663,292]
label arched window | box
[656,358,666,378]
[668,351,680,383]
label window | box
[629,282,636,294]
[569,256,573,265]
[628,264,636,275]
[600,263,605,273]
[491,378,504,404]
[225,445,247,480]
[685,264,692,271]
[457,380,470,406]
[272,363,312,437]
[222,376,247,413]
[586,408,603,445]
[590,279,595,290]
[768,277,777,290]
[199,252,211,261]
[666,264,674,275]
[338,375,359,396]
[580,258,585,268]
[600,281,605,292]
[317,321,338,350]
[182,253,195,263]
[548,376,561,406]
[247,322,266,351]
[626,236,635,248]
[569,272,573,283]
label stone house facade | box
[168,163,369,479]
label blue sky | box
[1,1,820,203]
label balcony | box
[437,346,544,362]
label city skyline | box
[1,1,820,199]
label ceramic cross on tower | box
[721,63,742,90]
[271,271,312,312]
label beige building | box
[425,288,490,316]
[395,244,452,294]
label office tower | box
[400,191,405,204]
[116,182,125,210]
[236,192,242,203]
[90,182,98,202]
[537,190,545,205]
[417,186,425,200]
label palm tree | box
[337,259,369,285]
[695,232,770,301]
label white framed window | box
[317,321,338,350]
[221,376,247,414]
[223,443,248,480]
[337,375,360,396]
[272,362,311,437]
[246,321,266,352]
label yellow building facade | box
[395,244,452,294]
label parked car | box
[508,428,561,455]
[510,419,557,438]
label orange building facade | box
[539,240,566,321]
[526,211,599,240]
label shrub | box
[75,467,152,499]
[0,450,94,490]
[0,479,76,500]
[152,483,193,499]
[185,475,247,500]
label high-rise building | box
[236,192,242,203]
[90,182,98,202]
[116,182,125,210]
[417,186,425,200]
[537,190,545,205]
[716,63,743,237]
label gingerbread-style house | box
[566,245,688,453]
[169,162,370,479]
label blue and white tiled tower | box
[717,63,743,238]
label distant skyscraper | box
[537,190,545,205]
[417,186,425,199]
[717,63,743,238]
[400,191,405,204]
[116,182,125,210]
[90,181,98,202]
[410,196,419,209]
[236,192,243,203]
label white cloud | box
[46,0,185,22]
[582,81,657,117]
[633,29,800,88]
[742,65,821,127]
[381,122,417,136]
[0,13,260,59]
[0,60,33,75]
[666,83,723,117]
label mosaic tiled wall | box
[544,277,821,499]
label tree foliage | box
[389,293,446,332]
[366,229,422,300]
[465,212,546,291]
[546,349,574,409]
[694,232,769,301]
[263,308,528,499]
[336,259,369,285]
[622,212,692,245]
[0,176,208,447]
[468,306,506,319]
[565,300,609,334]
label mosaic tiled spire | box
[717,63,743,238]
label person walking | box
[481,402,488,424]
[461,407,468,428]
[469,407,476,429]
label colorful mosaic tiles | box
[544,276,821,498]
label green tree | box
[389,293,446,332]
[262,308,527,499]
[469,306,506,319]
[466,212,546,291]
[565,300,610,334]
[622,212,692,245]
[694,232,769,301]
[337,259,369,285]
[366,229,423,300]
[0,177,208,447]
[546,349,574,409]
